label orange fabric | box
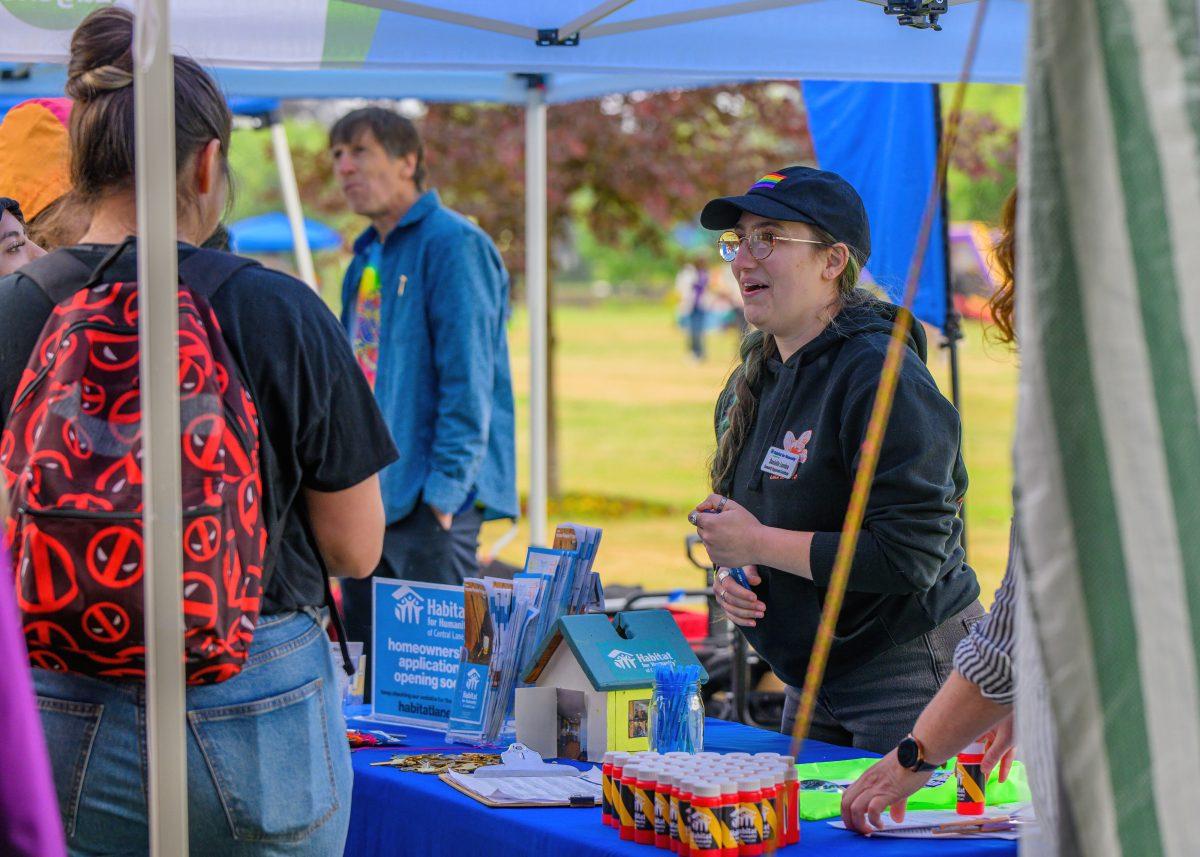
[0,98,72,221]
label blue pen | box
[729,567,751,589]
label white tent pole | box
[525,81,548,547]
[133,1,188,855]
[269,112,319,291]
[588,0,819,38]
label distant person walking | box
[676,256,711,360]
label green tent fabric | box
[794,758,1031,821]
[1019,0,1200,854]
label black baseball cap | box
[700,166,871,265]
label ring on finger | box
[716,568,730,582]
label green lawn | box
[480,301,1017,604]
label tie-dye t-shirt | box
[352,240,384,388]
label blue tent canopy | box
[229,212,343,253]
[0,1,1026,105]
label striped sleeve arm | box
[952,522,1019,705]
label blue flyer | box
[371,579,464,730]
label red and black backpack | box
[1,241,268,685]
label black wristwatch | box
[896,734,938,773]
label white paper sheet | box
[828,803,1031,840]
[447,771,602,806]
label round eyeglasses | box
[717,229,830,263]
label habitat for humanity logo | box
[608,649,638,670]
[392,586,425,623]
[608,648,675,671]
[2,0,116,30]
[465,670,481,690]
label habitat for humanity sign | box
[372,579,464,730]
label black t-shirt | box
[0,244,399,614]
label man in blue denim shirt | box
[330,109,517,666]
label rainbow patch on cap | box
[749,172,786,191]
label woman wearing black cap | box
[689,166,983,754]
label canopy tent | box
[0,2,1028,853]
[0,1,1027,90]
[0,0,1029,549]
[228,211,344,253]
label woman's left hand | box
[691,494,763,569]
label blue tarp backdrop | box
[229,212,343,254]
[805,81,949,330]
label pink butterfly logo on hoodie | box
[784,430,813,464]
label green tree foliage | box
[945,84,1022,223]
[228,83,812,277]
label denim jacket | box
[341,190,518,523]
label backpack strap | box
[19,249,97,305]
[294,501,357,677]
[179,248,261,300]
[21,241,261,305]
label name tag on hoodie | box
[761,446,800,479]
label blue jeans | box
[33,610,352,856]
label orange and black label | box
[760,796,777,843]
[617,779,635,828]
[957,761,985,806]
[689,806,721,854]
[654,789,669,835]
[734,801,763,844]
[634,785,653,832]
[718,804,738,850]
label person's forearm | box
[753,525,814,579]
[911,671,1012,765]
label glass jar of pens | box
[648,664,704,753]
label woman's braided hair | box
[709,226,865,493]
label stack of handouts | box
[828,803,1032,839]
[444,743,603,807]
[445,523,604,746]
[445,770,603,806]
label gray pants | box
[341,503,484,697]
[780,602,985,755]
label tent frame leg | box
[526,79,549,546]
[269,110,319,291]
[134,1,190,854]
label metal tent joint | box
[883,0,948,30]
[535,28,580,46]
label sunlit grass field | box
[480,300,1017,604]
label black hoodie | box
[720,299,979,687]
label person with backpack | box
[0,8,397,854]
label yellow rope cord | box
[769,2,993,848]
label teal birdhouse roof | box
[523,609,708,691]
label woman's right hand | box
[714,565,764,627]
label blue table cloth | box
[342,711,1016,856]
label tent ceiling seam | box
[586,0,822,39]
[346,0,535,40]
[559,0,638,38]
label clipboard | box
[438,773,599,809]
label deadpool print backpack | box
[1,240,268,685]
